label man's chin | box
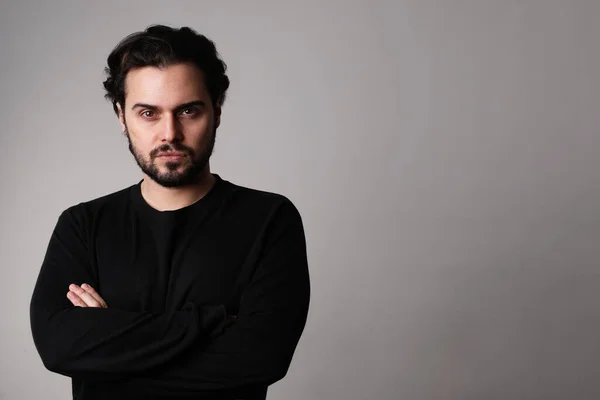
[151,176,191,188]
[141,157,207,187]
[147,168,203,188]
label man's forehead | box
[124,63,208,106]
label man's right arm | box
[29,206,226,381]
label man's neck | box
[140,170,217,212]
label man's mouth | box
[157,152,185,158]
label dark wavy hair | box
[103,24,230,115]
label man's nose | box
[161,114,182,141]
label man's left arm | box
[124,198,311,395]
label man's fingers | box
[69,284,102,308]
[67,291,87,307]
[81,283,108,308]
[67,283,108,308]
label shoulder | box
[224,180,303,223]
[58,184,136,229]
[221,179,307,250]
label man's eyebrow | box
[131,100,206,112]
[131,103,158,111]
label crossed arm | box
[30,200,310,395]
[66,283,236,324]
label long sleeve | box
[29,206,226,381]
[126,199,311,395]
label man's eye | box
[181,108,198,116]
[141,110,155,118]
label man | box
[29,25,310,400]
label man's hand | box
[67,283,108,308]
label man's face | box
[118,62,220,188]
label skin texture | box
[67,62,223,307]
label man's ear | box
[214,105,222,129]
[116,103,126,133]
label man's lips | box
[157,152,185,158]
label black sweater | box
[29,174,310,399]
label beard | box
[125,126,216,188]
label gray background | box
[1,0,599,399]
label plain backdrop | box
[1,1,600,399]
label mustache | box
[150,143,194,159]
